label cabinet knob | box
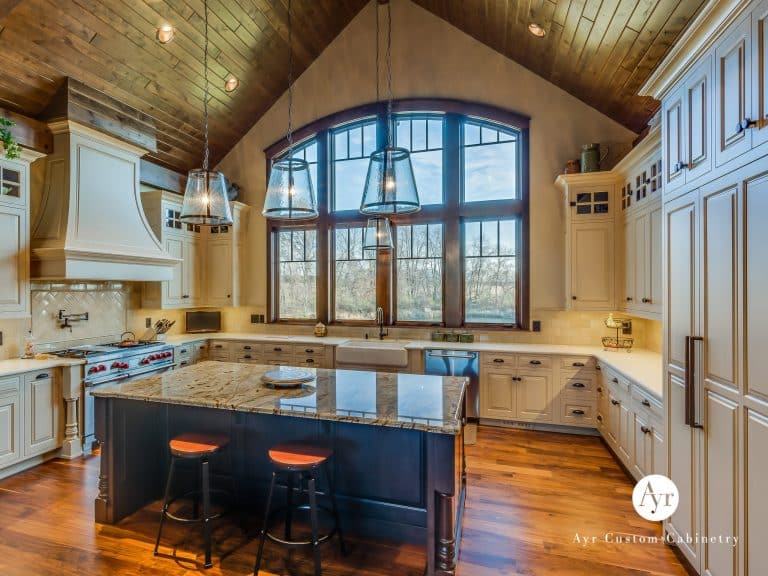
[738,117,758,132]
[572,295,577,300]
[597,415,603,422]
[571,409,585,416]
[673,161,687,173]
[612,377,619,384]
[597,386,602,393]
[641,297,651,303]
[611,399,621,406]
[641,426,652,435]
[626,296,633,302]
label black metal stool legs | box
[154,455,176,556]
[202,458,212,568]
[254,471,277,575]
[307,471,321,576]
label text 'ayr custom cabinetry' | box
[141,189,250,310]
[640,0,768,574]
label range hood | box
[30,120,179,281]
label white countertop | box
[161,333,663,400]
[0,357,85,378]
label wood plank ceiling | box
[413,0,707,132]
[0,0,368,172]
[0,0,704,174]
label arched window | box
[266,99,529,329]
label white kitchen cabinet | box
[0,377,21,469]
[663,84,687,196]
[205,203,249,307]
[751,0,768,148]
[621,199,662,319]
[23,370,61,458]
[206,240,233,306]
[556,173,616,312]
[631,410,653,479]
[516,370,554,423]
[745,406,768,574]
[715,12,753,168]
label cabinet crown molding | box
[638,0,749,100]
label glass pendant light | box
[180,0,233,226]
[363,217,393,251]
[262,0,318,221]
[360,0,420,216]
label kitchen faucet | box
[376,306,388,340]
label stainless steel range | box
[50,341,175,448]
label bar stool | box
[253,442,346,576]
[154,432,230,569]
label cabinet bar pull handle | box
[215,345,223,349]
[180,349,188,354]
[244,345,252,350]
[572,361,585,367]
[611,399,620,406]
[571,409,585,415]
[641,399,651,408]
[244,355,251,359]
[493,358,504,363]
[35,373,50,380]
[641,426,652,435]
[305,348,314,353]
[685,335,704,429]
[571,382,585,388]
[529,360,542,365]
[305,359,314,364]
[274,347,282,352]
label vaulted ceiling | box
[0,0,705,175]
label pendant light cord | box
[385,0,393,148]
[202,0,210,171]
[286,0,294,155]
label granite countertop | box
[0,357,85,378]
[92,361,468,435]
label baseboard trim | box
[478,418,600,436]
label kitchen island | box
[92,361,467,576]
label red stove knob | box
[111,362,120,369]
[148,354,155,361]
[98,365,107,372]
[121,362,129,369]
[164,352,172,358]
[140,358,150,365]
[88,367,97,374]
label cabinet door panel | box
[164,237,184,304]
[0,207,27,315]
[618,401,632,464]
[206,241,233,306]
[652,428,665,476]
[570,222,614,310]
[648,205,663,313]
[185,239,203,305]
[24,375,59,456]
[666,372,701,567]
[745,407,768,576]
[517,372,553,423]
[634,213,648,310]
[715,15,752,167]
[752,0,768,147]
[632,410,651,479]
[745,173,768,403]
[666,194,698,373]
[702,184,738,391]
[607,393,622,447]
[702,390,738,576]
[686,57,713,181]
[481,372,516,419]
[664,87,686,194]
[0,392,21,468]
[622,219,635,309]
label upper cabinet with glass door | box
[0,161,24,207]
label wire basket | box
[602,336,634,351]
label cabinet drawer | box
[0,375,21,395]
[209,351,233,362]
[481,352,517,368]
[294,344,325,357]
[561,374,596,395]
[236,355,263,364]
[603,367,630,396]
[518,355,552,369]
[209,341,231,352]
[561,401,597,427]
[631,385,662,423]
[175,345,192,359]
[293,355,324,368]
[235,342,263,354]
[560,356,595,371]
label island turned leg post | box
[436,492,457,575]
[59,364,82,459]
[94,397,114,524]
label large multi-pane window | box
[276,229,316,320]
[334,226,376,321]
[267,100,529,329]
[396,224,443,322]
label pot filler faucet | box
[376,306,388,340]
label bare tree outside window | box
[277,229,316,320]
[396,224,443,322]
[334,226,376,320]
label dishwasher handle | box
[426,351,477,360]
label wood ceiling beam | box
[0,106,52,154]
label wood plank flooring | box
[0,426,687,575]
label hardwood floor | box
[0,426,687,576]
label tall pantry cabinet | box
[640,1,768,574]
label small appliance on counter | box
[185,310,221,333]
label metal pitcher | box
[580,143,609,173]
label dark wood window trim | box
[266,98,530,330]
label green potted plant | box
[0,117,21,160]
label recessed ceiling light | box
[528,22,546,38]
[224,76,239,92]
[157,23,175,44]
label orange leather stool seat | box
[169,432,229,458]
[268,443,332,470]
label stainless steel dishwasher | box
[425,348,479,419]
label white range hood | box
[30,120,179,281]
